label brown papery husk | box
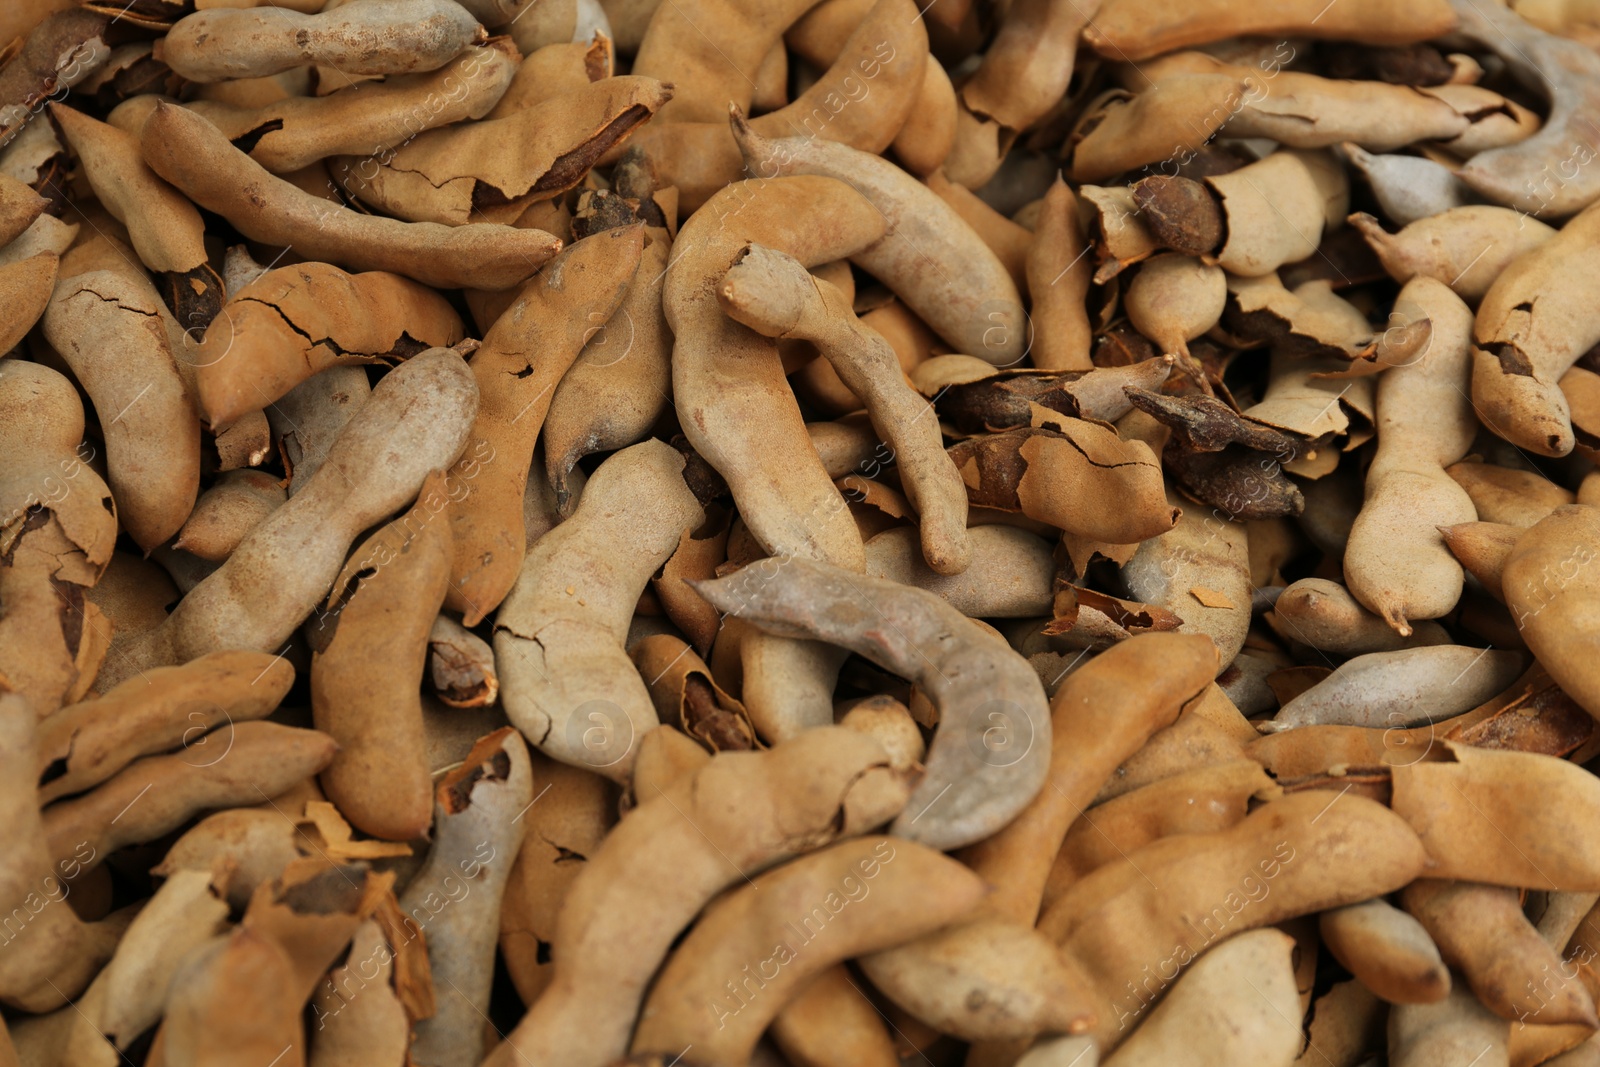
[630,633,760,752]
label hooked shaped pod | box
[1351,207,1556,303]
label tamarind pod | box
[1270,578,1443,655]
[892,58,957,177]
[1351,208,1556,303]
[307,919,409,1067]
[427,614,497,708]
[631,634,758,752]
[1568,366,1600,461]
[1224,272,1374,361]
[631,0,815,124]
[154,809,312,913]
[1085,0,1454,61]
[957,0,1094,133]
[195,261,464,429]
[265,365,370,496]
[159,927,303,1066]
[1026,174,1093,372]
[770,965,899,1067]
[159,0,484,83]
[633,837,986,1064]
[1343,276,1477,632]
[0,215,76,273]
[1472,200,1600,457]
[0,172,45,249]
[333,76,669,226]
[738,634,853,744]
[596,0,653,49]
[488,34,612,118]
[648,505,729,657]
[1319,899,1450,1006]
[1207,150,1348,278]
[36,649,292,804]
[718,241,971,574]
[42,268,201,550]
[543,224,673,505]
[734,118,1027,366]
[504,0,611,53]
[484,727,910,1067]
[1040,791,1428,1050]
[310,471,452,841]
[628,723,714,804]
[942,100,1010,189]
[1392,740,1600,887]
[838,695,924,772]
[1344,142,1474,228]
[1125,254,1225,359]
[694,556,1050,850]
[139,103,561,291]
[1451,461,1577,528]
[1067,76,1248,184]
[1271,645,1527,730]
[1403,880,1598,1027]
[0,252,56,354]
[1504,506,1600,718]
[172,470,285,561]
[442,226,643,623]
[41,721,336,878]
[863,525,1053,617]
[1100,929,1302,1067]
[494,439,704,779]
[0,692,124,1012]
[1390,979,1511,1067]
[396,729,530,1067]
[0,9,111,152]
[1043,760,1276,906]
[84,553,177,685]
[187,39,518,172]
[926,169,1030,291]
[100,348,477,686]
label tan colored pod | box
[1224,272,1375,361]
[495,439,705,779]
[695,557,1049,851]
[770,965,899,1067]
[892,57,958,177]
[1101,929,1303,1067]
[100,348,478,687]
[159,0,485,83]
[1319,898,1450,1006]
[1040,791,1428,1050]
[442,225,644,624]
[632,838,986,1065]
[1271,646,1527,730]
[958,0,1096,133]
[482,727,910,1067]
[309,919,409,1067]
[735,119,1028,366]
[1351,208,1557,303]
[1083,0,1455,61]
[1390,980,1510,1067]
[1207,150,1348,278]
[1392,741,1600,888]
[864,524,1053,617]
[194,261,464,429]
[0,251,57,355]
[630,634,758,753]
[428,614,497,707]
[269,366,372,497]
[0,171,46,249]
[187,39,518,172]
[172,470,286,561]
[1504,505,1600,718]
[926,170,1031,292]
[1473,199,1600,457]
[36,649,292,804]
[140,102,562,291]
[41,721,337,878]
[1270,578,1450,655]
[650,505,729,657]
[488,33,612,118]
[1026,174,1093,372]
[1448,461,1575,527]
[159,927,303,1066]
[43,267,202,551]
[1067,75,1248,184]
[718,241,971,574]
[1403,879,1599,1027]
[1345,276,1478,632]
[1125,253,1226,359]
[335,76,669,226]
[630,0,813,124]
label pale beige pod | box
[1270,578,1451,655]
[172,470,285,561]
[1351,208,1557,303]
[1448,460,1575,528]
[630,0,816,124]
[1207,150,1348,278]
[1319,899,1451,1006]
[158,0,486,82]
[1026,174,1093,372]
[1389,981,1510,1067]
[864,525,1054,617]
[1124,253,1226,359]
[1066,75,1250,183]
[1503,505,1600,719]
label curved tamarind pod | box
[100,348,477,686]
[495,439,704,779]
[631,0,815,124]
[1390,981,1510,1067]
[186,39,518,172]
[957,0,1095,133]
[0,172,46,248]
[1449,461,1575,527]
[1125,254,1225,359]
[1504,506,1600,718]
[1271,646,1528,729]
[770,965,899,1067]
[1067,75,1249,184]
[154,809,312,912]
[864,525,1054,617]
[36,649,293,804]
[1207,150,1348,278]
[1100,930,1303,1067]
[483,727,910,1067]
[41,267,201,551]
[632,838,986,1064]
[1026,174,1093,372]
[85,553,177,684]
[1039,791,1428,1051]
[1084,0,1454,62]
[401,728,531,1067]
[310,471,453,841]
[1319,899,1451,1005]
[0,251,57,354]
[1451,0,1600,218]
[41,721,337,879]
[734,117,1028,366]
[1472,199,1600,457]
[1351,209,1556,303]
[266,365,370,496]
[333,75,669,226]
[442,225,644,623]
[159,0,485,83]
[719,241,971,575]
[1270,578,1450,655]
[694,556,1051,850]
[172,470,285,561]
[194,261,463,429]
[1403,880,1599,1027]
[140,102,561,291]
[1344,277,1478,632]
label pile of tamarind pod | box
[11,0,1600,1064]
